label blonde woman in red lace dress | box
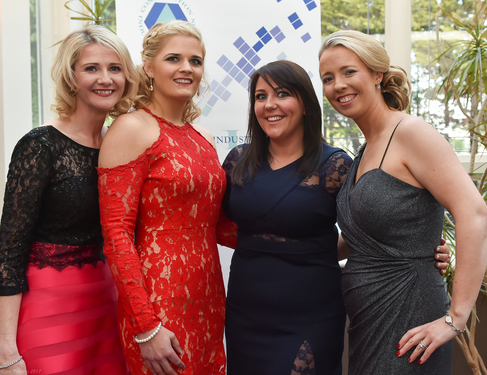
[98,21,235,375]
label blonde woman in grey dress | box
[319,30,487,375]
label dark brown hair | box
[232,60,324,185]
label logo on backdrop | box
[138,1,195,34]
[215,130,249,149]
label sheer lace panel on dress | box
[223,147,351,243]
[291,340,316,375]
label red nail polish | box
[397,344,401,349]
[408,358,412,363]
[396,351,400,357]
[418,360,422,365]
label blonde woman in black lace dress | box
[0,25,137,374]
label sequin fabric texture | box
[98,109,227,374]
[337,146,453,375]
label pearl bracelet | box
[0,356,22,369]
[134,322,162,343]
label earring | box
[149,76,154,92]
[377,83,381,90]
[197,86,201,96]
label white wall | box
[0,0,33,203]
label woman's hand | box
[138,325,185,375]
[435,239,450,275]
[396,314,460,364]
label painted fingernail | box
[408,358,412,363]
[418,360,423,364]
[397,344,401,349]
[396,351,400,357]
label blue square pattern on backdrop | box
[205,0,321,116]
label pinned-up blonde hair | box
[51,24,138,119]
[134,21,207,124]
[319,30,411,111]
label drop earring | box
[149,76,154,92]
[377,83,381,90]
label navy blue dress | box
[222,143,352,375]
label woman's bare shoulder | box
[192,123,217,149]
[99,110,160,168]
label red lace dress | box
[98,109,231,374]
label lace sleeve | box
[320,150,353,197]
[97,157,160,335]
[0,133,52,295]
[216,146,244,249]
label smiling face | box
[73,44,125,116]
[254,76,305,144]
[319,46,382,120]
[144,35,204,103]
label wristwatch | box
[445,311,466,334]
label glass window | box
[320,0,385,153]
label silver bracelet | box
[445,311,466,334]
[134,322,162,343]
[0,356,22,369]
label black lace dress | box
[222,143,352,375]
[0,126,128,374]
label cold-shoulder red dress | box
[98,109,232,374]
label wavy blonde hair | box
[319,30,411,111]
[51,25,138,119]
[134,21,207,123]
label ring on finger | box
[419,341,429,350]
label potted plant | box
[434,2,487,374]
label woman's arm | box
[337,233,350,261]
[216,147,241,249]
[0,295,26,373]
[0,131,52,373]
[395,116,487,364]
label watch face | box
[446,315,453,324]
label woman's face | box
[73,44,126,115]
[144,35,204,102]
[254,76,304,144]
[319,45,382,120]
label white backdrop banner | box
[115,0,321,287]
[116,0,322,162]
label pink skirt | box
[17,261,128,374]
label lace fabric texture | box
[98,110,227,374]
[0,126,104,295]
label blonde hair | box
[319,30,411,111]
[134,21,206,123]
[51,25,138,119]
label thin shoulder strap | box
[379,118,404,169]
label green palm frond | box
[64,0,115,26]
[435,5,487,105]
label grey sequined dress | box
[336,146,453,375]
